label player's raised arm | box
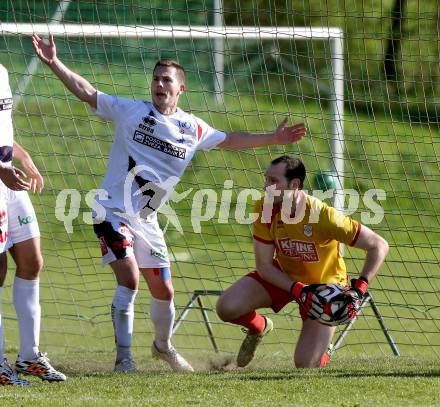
[217,118,306,150]
[32,34,97,109]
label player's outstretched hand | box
[32,34,57,65]
[290,281,324,320]
[0,165,30,191]
[20,157,44,193]
[272,118,306,145]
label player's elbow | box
[217,133,245,151]
[217,134,236,150]
[375,235,389,259]
[366,234,389,266]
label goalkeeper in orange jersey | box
[216,155,389,368]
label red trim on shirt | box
[253,235,274,245]
[350,223,362,246]
[195,119,202,140]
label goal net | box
[1,1,439,362]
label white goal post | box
[0,22,345,210]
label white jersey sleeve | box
[194,115,227,151]
[92,91,137,122]
[0,64,14,165]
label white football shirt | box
[92,92,227,218]
[0,64,14,165]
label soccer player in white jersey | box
[32,34,307,373]
[0,64,66,385]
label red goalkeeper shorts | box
[246,271,291,314]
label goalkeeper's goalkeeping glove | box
[347,277,369,308]
[350,277,369,298]
[290,281,325,320]
[333,277,369,324]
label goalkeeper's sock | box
[0,286,4,361]
[319,351,331,367]
[231,311,266,335]
[150,297,174,352]
[112,285,137,362]
[13,277,40,360]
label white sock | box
[112,285,137,362]
[150,297,175,352]
[13,277,40,360]
[0,286,4,361]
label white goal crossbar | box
[2,23,342,39]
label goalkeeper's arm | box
[253,239,323,319]
[350,225,389,296]
[253,239,293,292]
[32,34,97,109]
[329,225,388,326]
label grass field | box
[1,356,439,406]
[0,43,440,404]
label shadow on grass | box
[227,369,440,381]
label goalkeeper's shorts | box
[246,271,292,314]
[93,210,170,269]
[0,182,40,253]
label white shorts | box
[0,182,40,253]
[93,210,170,269]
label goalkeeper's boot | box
[0,358,31,386]
[114,357,137,373]
[151,342,194,373]
[237,317,273,367]
[15,352,67,382]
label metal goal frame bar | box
[173,290,400,356]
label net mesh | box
[0,1,439,359]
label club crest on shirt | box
[175,120,197,139]
[177,120,195,132]
[303,224,313,237]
